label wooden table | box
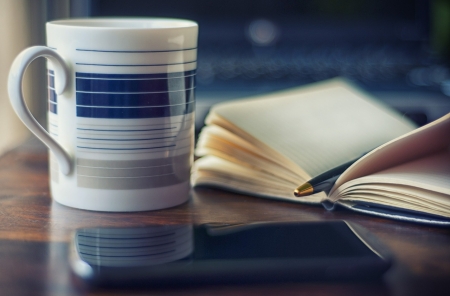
[0,137,449,296]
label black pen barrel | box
[309,157,359,186]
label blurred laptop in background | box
[71,0,450,129]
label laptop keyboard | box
[196,43,447,90]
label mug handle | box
[8,46,72,175]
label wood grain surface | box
[0,137,449,295]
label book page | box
[330,151,450,217]
[338,184,450,210]
[210,78,416,178]
[196,125,304,183]
[331,113,450,194]
[353,151,450,196]
[192,156,326,204]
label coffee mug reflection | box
[72,224,193,272]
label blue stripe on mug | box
[76,101,194,119]
[49,101,57,114]
[76,88,194,107]
[75,70,196,79]
[75,76,195,93]
[48,75,55,88]
[75,47,197,53]
[48,69,54,75]
[75,60,196,67]
[48,89,57,103]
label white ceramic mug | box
[8,18,198,211]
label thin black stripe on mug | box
[75,70,196,79]
[75,47,197,53]
[49,70,195,78]
[75,60,196,67]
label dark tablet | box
[70,220,392,287]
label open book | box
[192,78,450,225]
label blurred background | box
[1,0,450,154]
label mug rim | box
[47,17,198,30]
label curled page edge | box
[329,113,450,199]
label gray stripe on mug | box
[76,153,191,189]
[77,170,189,190]
[76,153,191,169]
[77,162,190,178]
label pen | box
[293,155,363,197]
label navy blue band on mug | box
[48,75,55,88]
[49,102,57,114]
[48,70,57,113]
[76,88,194,107]
[48,89,57,103]
[76,101,194,118]
[75,75,195,92]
